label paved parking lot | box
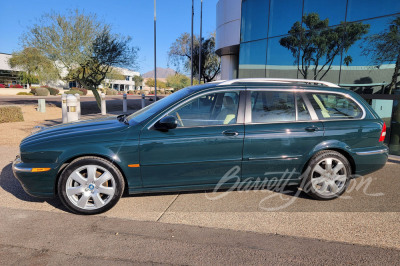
[1,145,399,252]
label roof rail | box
[207,80,226,84]
[219,78,340,88]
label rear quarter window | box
[306,93,363,120]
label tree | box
[23,10,138,109]
[8,47,58,87]
[363,16,400,94]
[133,75,143,90]
[280,13,370,80]
[166,73,191,91]
[168,32,220,83]
[146,78,167,93]
[101,68,125,89]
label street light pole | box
[191,0,194,85]
[199,0,203,84]
[154,0,157,101]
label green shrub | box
[64,90,83,95]
[43,86,59,96]
[0,106,24,123]
[70,87,88,95]
[30,88,37,95]
[16,92,33,95]
[78,88,87,95]
[127,90,134,94]
[35,87,49,96]
[106,89,118,95]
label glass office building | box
[216,0,400,155]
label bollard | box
[62,94,67,123]
[123,93,127,113]
[74,93,81,120]
[101,93,106,115]
[141,94,145,109]
[38,99,46,113]
[66,94,79,122]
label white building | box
[0,53,140,91]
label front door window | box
[166,91,240,127]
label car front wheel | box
[58,156,124,215]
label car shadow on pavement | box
[0,163,65,210]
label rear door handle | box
[305,126,319,132]
[222,130,239,136]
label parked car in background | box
[13,78,388,214]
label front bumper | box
[12,156,57,198]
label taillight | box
[379,122,386,142]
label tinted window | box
[239,39,267,78]
[167,92,240,127]
[297,94,312,121]
[268,0,302,37]
[251,91,295,123]
[306,93,363,120]
[240,0,269,42]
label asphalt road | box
[1,145,400,264]
[0,95,156,115]
[1,206,399,265]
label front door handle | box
[222,130,239,136]
[305,126,319,132]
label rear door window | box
[306,93,363,120]
[250,91,296,123]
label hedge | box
[64,90,83,95]
[106,89,118,95]
[10,84,23,88]
[35,87,49,96]
[71,87,88,95]
[0,106,24,123]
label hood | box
[21,116,128,147]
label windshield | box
[127,88,193,124]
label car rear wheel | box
[303,150,351,200]
[58,157,124,215]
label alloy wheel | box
[310,157,348,197]
[65,165,116,210]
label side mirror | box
[154,115,178,131]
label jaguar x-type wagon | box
[13,78,388,214]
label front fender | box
[56,139,142,192]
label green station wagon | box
[13,78,388,214]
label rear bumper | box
[353,147,388,176]
[12,156,56,198]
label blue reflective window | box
[268,0,303,37]
[241,0,269,42]
[266,36,298,78]
[303,0,347,26]
[347,0,400,22]
[239,39,267,78]
[340,16,397,92]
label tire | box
[58,156,125,215]
[302,150,351,200]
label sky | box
[0,0,218,74]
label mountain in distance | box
[142,67,178,78]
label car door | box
[242,89,324,182]
[139,89,245,188]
